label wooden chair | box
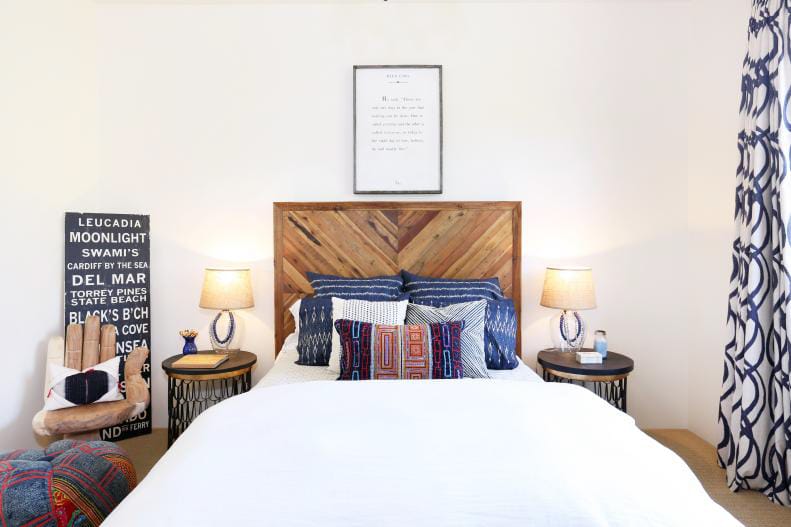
[32,315,150,440]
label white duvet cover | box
[106,379,739,526]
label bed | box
[104,202,739,526]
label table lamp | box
[199,268,254,352]
[540,267,596,351]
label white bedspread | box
[257,332,544,388]
[106,380,739,526]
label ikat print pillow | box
[307,272,404,301]
[328,297,408,373]
[405,300,490,378]
[334,320,464,380]
[295,297,334,366]
[484,299,519,369]
[289,300,301,338]
[401,270,504,307]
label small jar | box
[594,330,608,359]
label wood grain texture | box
[81,315,101,369]
[100,324,117,363]
[65,324,83,370]
[273,201,522,356]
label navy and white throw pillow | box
[484,299,519,369]
[405,300,490,379]
[307,272,404,301]
[401,270,503,307]
[295,296,334,366]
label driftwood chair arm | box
[123,347,150,409]
[33,400,141,436]
[32,347,150,437]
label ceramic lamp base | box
[550,310,586,351]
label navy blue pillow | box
[307,272,404,301]
[484,299,519,369]
[401,270,504,307]
[295,297,334,365]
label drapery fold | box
[718,0,791,507]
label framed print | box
[354,65,442,194]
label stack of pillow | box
[291,270,519,381]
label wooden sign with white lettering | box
[64,212,151,441]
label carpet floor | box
[646,429,791,527]
[118,428,790,526]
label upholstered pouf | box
[0,440,136,527]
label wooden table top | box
[537,349,633,377]
[162,350,257,377]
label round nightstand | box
[162,351,257,447]
[537,349,634,412]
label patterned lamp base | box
[210,310,236,351]
[550,310,586,351]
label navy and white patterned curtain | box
[718,0,791,507]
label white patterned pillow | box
[44,356,123,411]
[405,300,491,379]
[328,297,408,374]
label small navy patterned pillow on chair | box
[484,299,519,370]
[401,270,504,307]
[307,272,404,301]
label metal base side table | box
[537,349,634,412]
[162,351,257,447]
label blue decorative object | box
[719,2,791,506]
[181,333,198,355]
[307,272,404,301]
[401,270,503,307]
[209,311,236,349]
[483,299,519,369]
[296,297,334,366]
[594,330,607,359]
[559,311,585,349]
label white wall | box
[0,0,98,450]
[0,0,740,451]
[686,0,748,445]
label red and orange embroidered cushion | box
[334,320,464,380]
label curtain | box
[719,0,791,507]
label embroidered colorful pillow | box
[294,297,334,366]
[307,272,404,301]
[401,270,503,307]
[484,299,519,369]
[328,297,408,374]
[405,300,490,379]
[0,440,137,526]
[334,320,464,380]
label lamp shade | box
[199,268,255,310]
[540,267,596,310]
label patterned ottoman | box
[0,440,136,527]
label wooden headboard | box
[273,201,522,355]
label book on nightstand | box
[575,351,603,365]
[172,354,229,369]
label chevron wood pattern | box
[273,201,522,356]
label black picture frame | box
[353,65,443,194]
